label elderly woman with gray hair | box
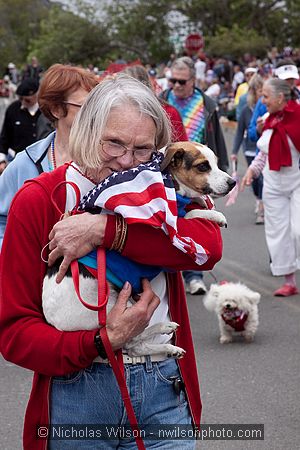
[242,77,300,297]
[0,73,222,449]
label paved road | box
[0,126,299,449]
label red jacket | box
[0,165,222,449]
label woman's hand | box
[241,167,255,191]
[106,279,160,350]
[48,212,107,283]
[256,116,264,136]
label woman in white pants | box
[242,77,300,297]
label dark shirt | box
[0,100,41,155]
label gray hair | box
[171,56,196,78]
[69,73,171,169]
[263,77,292,102]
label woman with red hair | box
[0,64,98,248]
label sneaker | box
[255,213,264,225]
[273,284,299,297]
[186,279,207,295]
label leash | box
[76,247,144,450]
[47,180,146,449]
[97,247,146,450]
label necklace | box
[68,162,96,184]
[50,133,57,170]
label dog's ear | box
[160,145,185,171]
[247,291,261,305]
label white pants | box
[262,148,300,276]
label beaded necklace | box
[50,133,57,170]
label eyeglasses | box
[169,78,193,86]
[63,101,83,108]
[100,140,156,162]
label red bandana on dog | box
[222,308,248,332]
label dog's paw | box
[160,322,179,334]
[220,335,233,344]
[167,345,186,359]
[243,334,254,343]
[214,212,228,228]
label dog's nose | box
[225,304,232,309]
[227,178,236,189]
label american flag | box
[79,153,208,265]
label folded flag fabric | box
[78,152,209,265]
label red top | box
[0,165,222,449]
[162,102,188,142]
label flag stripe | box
[79,153,209,266]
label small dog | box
[43,142,235,358]
[161,141,236,226]
[203,282,260,343]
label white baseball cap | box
[245,67,258,75]
[275,64,299,80]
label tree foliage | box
[28,5,110,68]
[105,0,174,63]
[1,0,300,74]
[0,0,48,69]
[205,24,270,60]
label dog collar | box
[221,309,248,332]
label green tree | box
[205,24,270,59]
[0,0,48,73]
[29,5,110,69]
[105,0,174,63]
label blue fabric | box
[0,132,54,249]
[248,97,267,142]
[176,193,192,217]
[79,250,161,294]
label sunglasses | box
[169,78,192,86]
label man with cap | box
[0,78,51,172]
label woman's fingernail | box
[123,281,130,290]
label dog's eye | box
[194,162,210,172]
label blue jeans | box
[49,358,195,449]
[182,271,203,283]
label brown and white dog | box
[160,141,236,226]
[42,142,235,359]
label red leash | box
[50,179,146,449]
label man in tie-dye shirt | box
[161,56,228,295]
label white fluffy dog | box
[203,282,260,344]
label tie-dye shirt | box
[167,89,206,144]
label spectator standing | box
[123,64,188,142]
[22,56,43,81]
[232,64,244,93]
[161,56,228,295]
[0,64,98,248]
[242,78,300,297]
[4,62,19,84]
[0,78,45,167]
[235,67,258,120]
[231,74,264,224]
[195,54,206,89]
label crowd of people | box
[0,47,299,449]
